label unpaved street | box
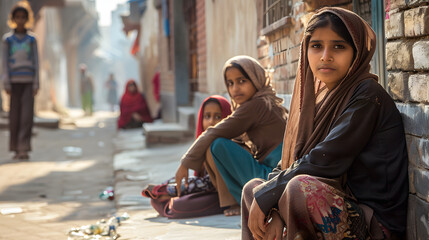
[0,111,118,239]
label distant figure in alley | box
[105,73,118,112]
[117,79,153,129]
[79,63,94,116]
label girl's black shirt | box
[254,79,409,234]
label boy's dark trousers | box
[9,83,34,152]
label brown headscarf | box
[281,7,378,170]
[222,55,287,117]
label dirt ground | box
[0,110,119,239]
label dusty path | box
[0,111,118,239]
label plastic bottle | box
[99,186,114,200]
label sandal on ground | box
[19,153,29,160]
[16,152,29,160]
[224,205,240,216]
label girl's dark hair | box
[223,62,256,89]
[12,6,29,19]
[202,98,221,111]
[306,12,356,54]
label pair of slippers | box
[13,152,29,160]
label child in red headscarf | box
[117,79,153,129]
[142,95,232,218]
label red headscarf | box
[117,79,153,128]
[194,95,231,176]
[195,95,232,138]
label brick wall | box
[196,0,207,93]
[385,0,429,239]
[258,0,352,97]
[158,0,176,94]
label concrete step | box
[143,106,196,147]
[0,116,60,129]
[178,106,196,130]
[143,121,194,147]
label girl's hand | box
[174,164,188,196]
[5,89,10,95]
[263,211,284,240]
[248,198,266,240]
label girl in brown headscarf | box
[242,7,408,240]
[175,56,287,216]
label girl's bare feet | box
[224,204,240,216]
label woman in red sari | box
[117,79,153,129]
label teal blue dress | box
[210,138,282,204]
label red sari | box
[117,80,153,129]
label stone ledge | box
[261,16,293,36]
[143,123,193,147]
[396,103,429,138]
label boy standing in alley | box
[2,1,39,160]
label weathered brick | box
[409,167,416,194]
[386,41,414,71]
[285,79,295,94]
[303,0,351,11]
[258,45,269,58]
[273,65,281,81]
[280,37,287,52]
[413,41,429,70]
[408,74,429,103]
[293,2,305,16]
[286,61,298,79]
[412,167,429,201]
[390,0,407,10]
[385,11,404,39]
[259,56,271,68]
[387,71,409,101]
[288,45,300,64]
[407,0,429,7]
[407,135,421,167]
[414,194,429,240]
[278,64,287,80]
[407,135,429,169]
[396,103,429,138]
[407,195,417,240]
[404,6,429,37]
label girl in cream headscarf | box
[175,56,287,216]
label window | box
[263,0,292,28]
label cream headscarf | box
[222,55,287,118]
[281,7,378,170]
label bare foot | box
[224,205,240,216]
[132,113,143,121]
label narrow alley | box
[0,0,428,239]
[0,109,241,239]
[0,110,118,239]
